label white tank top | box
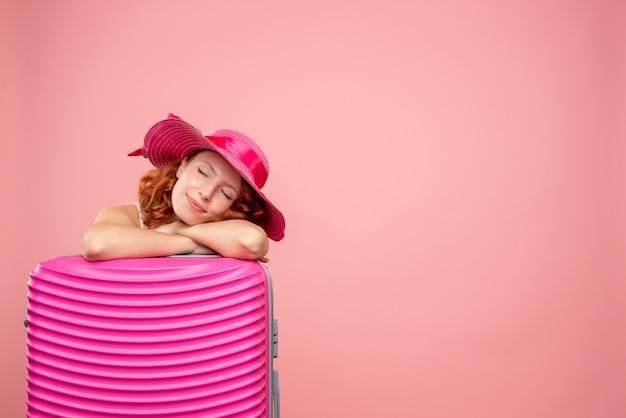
[134,202,146,229]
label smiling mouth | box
[187,195,206,213]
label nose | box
[198,184,216,201]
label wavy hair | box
[137,150,269,230]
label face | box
[171,150,242,225]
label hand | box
[155,221,188,235]
[155,221,215,255]
[191,243,219,255]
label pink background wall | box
[2,0,625,417]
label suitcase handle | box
[272,369,280,418]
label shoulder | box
[93,204,141,227]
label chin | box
[175,212,201,226]
[184,218,203,226]
[176,209,224,225]
[183,214,221,226]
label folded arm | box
[158,219,269,260]
[82,205,268,261]
[82,205,209,261]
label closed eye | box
[221,189,234,200]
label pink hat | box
[129,114,285,241]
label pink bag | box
[25,255,280,417]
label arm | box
[82,205,206,261]
[161,219,269,260]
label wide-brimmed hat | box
[129,114,285,241]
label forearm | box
[177,220,269,260]
[82,224,197,261]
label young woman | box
[82,114,285,261]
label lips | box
[186,195,206,213]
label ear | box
[176,159,188,178]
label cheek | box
[170,181,189,212]
[211,199,235,218]
[170,181,182,200]
[216,199,234,213]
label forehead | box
[192,150,226,164]
[192,150,242,180]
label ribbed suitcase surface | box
[26,255,278,418]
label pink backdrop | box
[2,0,625,417]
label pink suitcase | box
[25,255,280,418]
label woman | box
[82,114,285,261]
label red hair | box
[137,150,269,230]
